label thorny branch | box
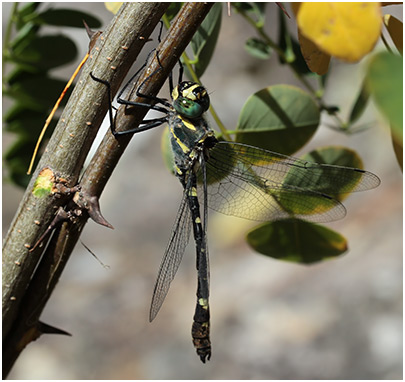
[2,2,175,377]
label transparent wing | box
[149,191,192,322]
[200,141,380,223]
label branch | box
[2,2,169,376]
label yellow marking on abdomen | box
[198,298,209,308]
[189,187,198,197]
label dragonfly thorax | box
[172,81,210,119]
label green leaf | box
[277,6,295,64]
[301,146,364,168]
[4,136,34,188]
[246,219,347,264]
[11,34,77,71]
[35,9,102,28]
[5,102,40,122]
[6,76,72,111]
[284,146,365,204]
[235,85,320,155]
[9,22,39,52]
[17,2,40,18]
[187,2,222,78]
[277,7,311,75]
[366,52,402,141]
[349,78,370,125]
[273,146,368,218]
[5,108,47,135]
[5,67,42,86]
[4,100,59,188]
[233,2,266,14]
[16,2,40,30]
[244,37,272,60]
[232,3,266,27]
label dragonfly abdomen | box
[186,172,211,362]
[192,298,211,363]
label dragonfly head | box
[172,81,210,119]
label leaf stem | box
[237,8,317,96]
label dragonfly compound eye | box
[173,96,206,119]
[173,82,210,119]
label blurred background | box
[3,3,402,379]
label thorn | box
[83,20,96,39]
[38,321,71,336]
[83,20,103,53]
[87,195,114,229]
[16,322,71,352]
[29,208,69,252]
[74,191,114,229]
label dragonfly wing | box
[149,191,192,321]
[203,141,380,223]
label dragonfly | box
[90,54,380,363]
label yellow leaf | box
[105,2,123,14]
[384,14,403,54]
[292,3,330,74]
[297,3,382,62]
[297,28,331,75]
